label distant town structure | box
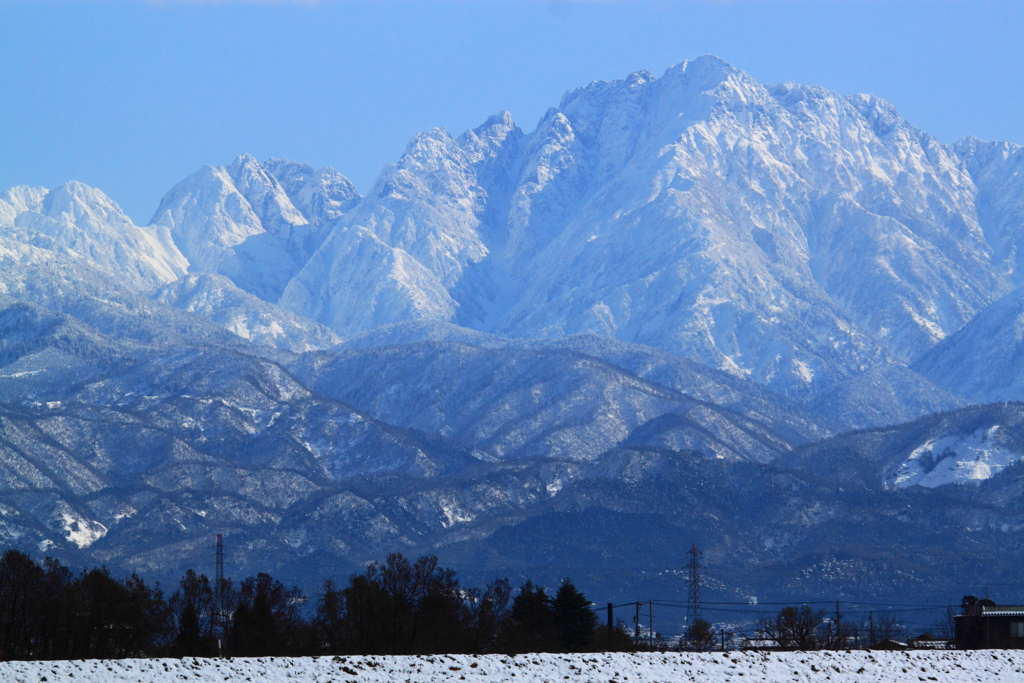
[906,637,956,651]
[955,598,1024,649]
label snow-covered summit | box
[150,155,361,303]
[276,55,1011,409]
[7,55,1024,421]
[0,181,188,292]
[263,158,361,225]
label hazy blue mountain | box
[0,304,479,573]
[0,300,1020,606]
[291,338,822,465]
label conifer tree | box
[498,581,558,653]
[176,600,202,655]
[551,578,597,652]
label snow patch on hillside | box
[56,504,107,548]
[889,425,1024,488]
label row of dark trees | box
[0,550,167,660]
[0,549,632,661]
[755,605,907,650]
[681,605,912,652]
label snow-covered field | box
[3,651,1024,682]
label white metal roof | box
[982,606,1024,616]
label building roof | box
[982,606,1024,617]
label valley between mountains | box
[2,56,1024,610]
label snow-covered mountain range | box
[276,56,1018,405]
[7,56,1024,410]
[2,56,1024,598]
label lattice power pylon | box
[685,544,704,625]
[215,534,226,642]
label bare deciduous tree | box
[818,603,854,650]
[759,606,823,650]
[683,618,716,651]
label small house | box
[955,603,1024,649]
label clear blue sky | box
[2,0,1022,224]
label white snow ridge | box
[3,651,1024,682]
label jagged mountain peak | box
[0,185,47,213]
[393,128,467,177]
[150,154,362,303]
[224,153,308,230]
[481,110,516,129]
[457,111,524,166]
[1,180,188,292]
[149,162,265,268]
[671,52,735,73]
[557,53,747,118]
[661,54,754,93]
[954,135,1024,166]
[264,157,315,175]
[277,55,1016,419]
[262,158,361,224]
[845,91,922,140]
[227,152,261,172]
[559,66,656,111]
[8,56,1024,428]
[36,180,127,224]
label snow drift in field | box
[2,651,1023,683]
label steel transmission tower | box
[215,534,226,645]
[685,544,704,625]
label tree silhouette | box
[498,581,558,653]
[551,579,597,652]
[684,618,715,651]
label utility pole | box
[648,599,653,650]
[685,544,704,626]
[634,602,641,649]
[607,603,613,646]
[835,600,842,648]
